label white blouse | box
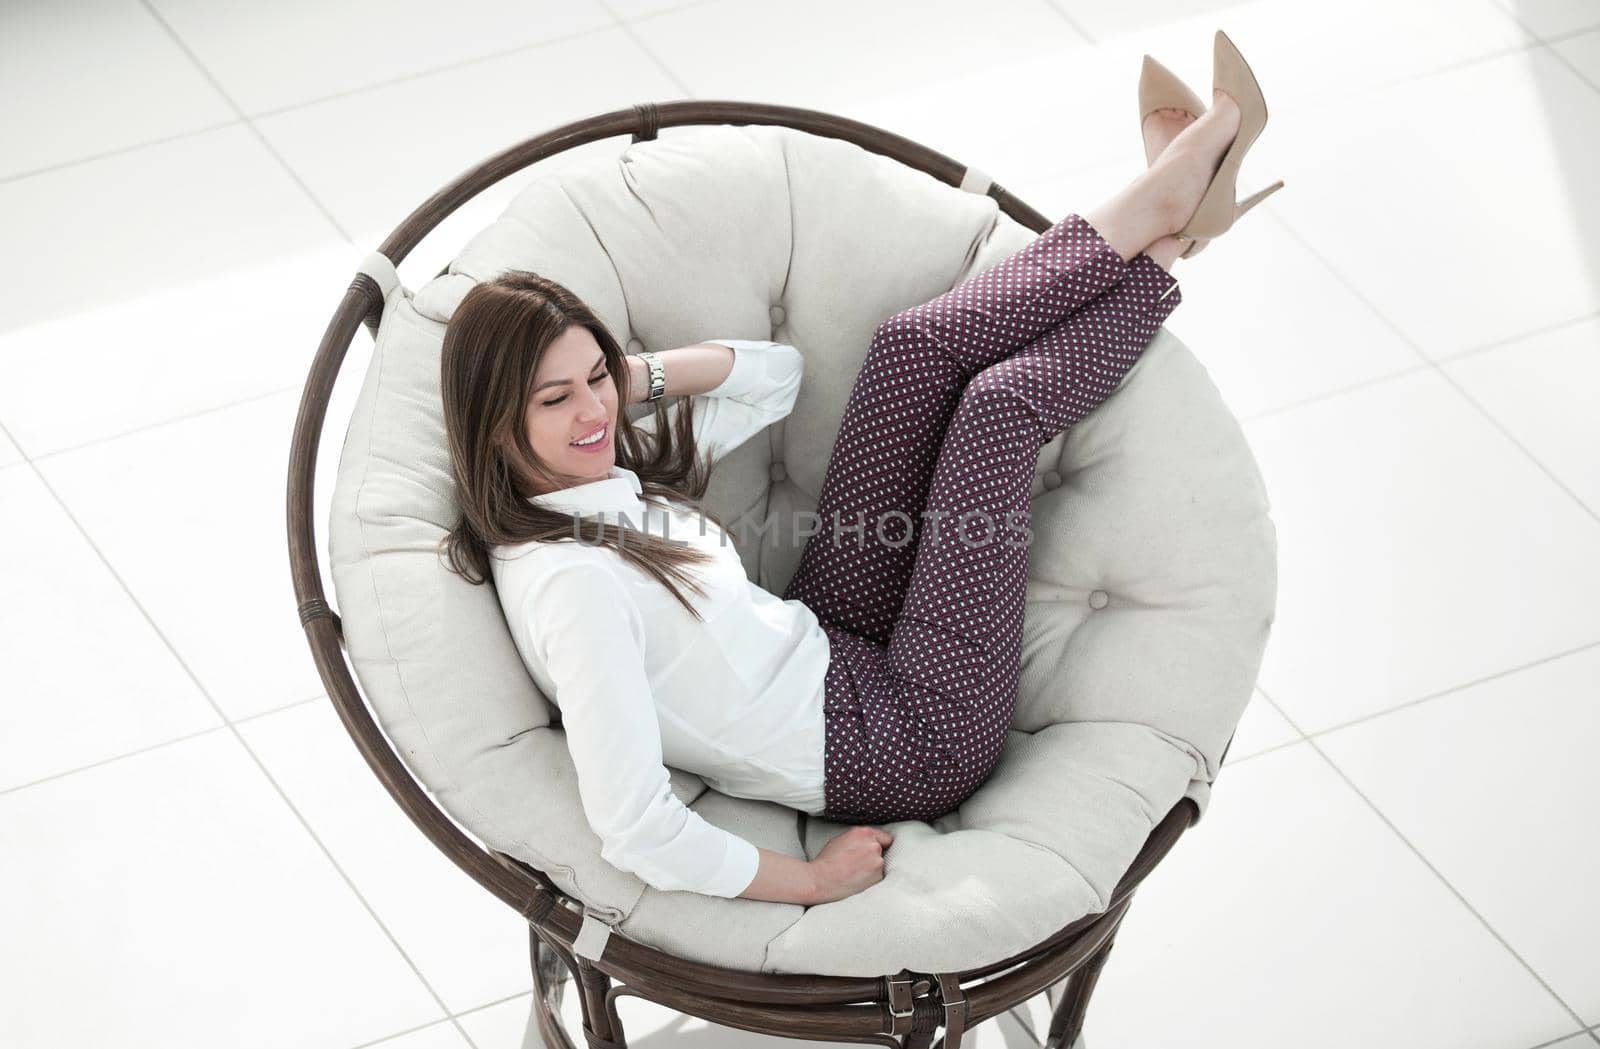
[490,340,831,899]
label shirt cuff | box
[702,338,776,399]
[705,832,762,898]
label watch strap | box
[636,350,666,402]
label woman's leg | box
[811,249,1180,824]
[783,213,1179,646]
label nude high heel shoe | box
[1139,53,1212,257]
[1140,54,1206,165]
[1172,29,1286,259]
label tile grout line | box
[18,7,704,1043]
[1430,364,1600,527]
[27,380,308,465]
[58,20,477,1048]
[21,461,474,1045]
[42,470,480,1042]
[243,18,641,125]
[135,0,357,247]
[0,724,225,797]
[1238,357,1436,424]
[1036,0,1100,47]
[1232,630,1600,768]
[120,4,725,1046]
[1218,733,1305,768]
[897,30,1550,195]
[454,988,536,1019]
[1486,0,1600,95]
[0,0,724,191]
[1524,1027,1600,1049]
[34,20,470,1029]
[1256,687,1594,1034]
[1290,30,1548,107]
[1547,23,1600,44]
[2,5,1576,196]
[3,0,716,477]
[0,418,24,467]
[0,118,245,186]
[1251,206,1436,373]
[1503,15,1600,46]
[0,693,325,798]
[595,0,697,101]
[1237,305,1600,426]
[7,7,1596,1043]
[1285,636,1600,744]
[1431,307,1600,367]
[1259,200,1600,530]
[4,13,1593,479]
[7,208,1588,474]
[345,1014,475,1049]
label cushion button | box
[1043,470,1062,490]
[769,304,786,327]
[1088,589,1109,610]
[626,337,643,354]
[769,462,787,483]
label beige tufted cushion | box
[327,124,1277,977]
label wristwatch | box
[636,350,666,402]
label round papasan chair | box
[287,100,1277,1049]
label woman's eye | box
[541,371,607,407]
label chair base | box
[519,916,1117,1049]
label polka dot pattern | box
[780,213,1183,824]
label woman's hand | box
[808,825,895,905]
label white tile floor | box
[2,1,1597,1047]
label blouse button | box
[1088,589,1109,610]
[769,304,786,328]
[1042,470,1062,490]
[769,461,788,483]
[626,337,643,354]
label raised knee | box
[959,368,1032,410]
[872,311,921,344]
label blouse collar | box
[525,464,646,518]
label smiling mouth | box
[570,424,608,447]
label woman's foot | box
[1142,105,1197,168]
[1141,105,1199,270]
[1081,89,1242,269]
[1150,89,1242,246]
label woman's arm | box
[628,340,805,464]
[742,846,819,905]
[623,342,736,405]
[527,560,762,898]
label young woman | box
[440,42,1280,908]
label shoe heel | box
[1173,30,1281,257]
[1234,178,1285,221]
[1178,180,1284,259]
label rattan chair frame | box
[286,98,1210,1049]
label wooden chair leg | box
[532,930,570,1011]
[903,996,943,1049]
[1045,920,1121,1049]
[575,957,627,1048]
[520,994,549,1049]
[525,927,578,1049]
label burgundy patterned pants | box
[781,213,1183,824]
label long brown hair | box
[439,270,730,621]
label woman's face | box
[511,325,619,495]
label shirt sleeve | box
[633,340,804,463]
[524,560,761,898]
